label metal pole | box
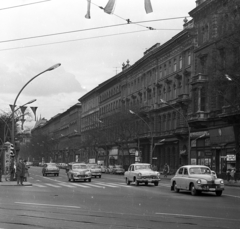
[11,64,61,156]
[129,110,153,164]
[160,99,191,164]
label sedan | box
[170,165,224,196]
[112,165,125,175]
[42,163,60,176]
[66,163,91,182]
[86,164,102,178]
[124,163,161,186]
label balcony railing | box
[191,73,208,85]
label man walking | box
[163,163,170,178]
[16,158,25,185]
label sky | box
[0,0,196,128]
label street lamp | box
[11,63,61,157]
[129,109,154,164]
[159,99,191,164]
[225,74,240,87]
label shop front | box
[190,126,237,175]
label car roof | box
[131,163,150,166]
[179,165,210,168]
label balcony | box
[176,94,191,104]
[191,73,208,85]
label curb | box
[0,182,32,186]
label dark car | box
[42,163,60,176]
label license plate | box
[209,188,216,191]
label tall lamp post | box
[11,63,61,156]
[129,110,154,164]
[159,99,191,164]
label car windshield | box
[73,165,87,170]
[189,167,211,174]
[47,164,57,168]
[88,164,99,169]
[135,165,151,170]
[115,165,122,168]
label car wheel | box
[126,178,131,185]
[68,176,71,182]
[216,191,222,196]
[88,178,91,182]
[190,184,198,196]
[154,182,159,186]
[145,181,148,186]
[99,175,101,178]
[42,173,45,176]
[173,182,179,193]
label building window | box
[169,61,171,74]
[179,56,182,69]
[164,64,167,76]
[188,51,191,65]
[173,59,177,72]
[159,67,162,78]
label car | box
[86,164,102,178]
[124,163,161,186]
[112,165,125,175]
[42,163,60,176]
[170,165,224,196]
[66,163,91,182]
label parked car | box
[42,163,60,176]
[112,165,125,175]
[57,163,68,169]
[101,166,107,173]
[170,165,224,196]
[106,165,114,174]
[86,164,102,178]
[66,163,91,182]
[124,163,161,186]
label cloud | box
[0,58,86,96]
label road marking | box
[95,182,118,187]
[155,212,240,221]
[44,183,61,188]
[107,182,132,188]
[223,194,240,199]
[57,183,76,188]
[83,183,105,188]
[33,184,46,187]
[15,202,81,209]
[69,183,90,188]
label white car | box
[170,165,224,196]
[124,163,161,186]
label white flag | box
[104,0,117,14]
[145,0,153,14]
[85,0,91,19]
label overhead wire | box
[0,0,51,11]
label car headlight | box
[220,180,224,184]
[156,172,160,177]
[196,179,201,184]
[138,173,142,177]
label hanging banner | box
[9,105,16,112]
[30,107,38,121]
[104,0,117,14]
[20,106,27,115]
[85,0,91,19]
[144,0,153,14]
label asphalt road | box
[0,166,239,229]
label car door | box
[175,167,184,189]
[181,168,189,190]
[128,165,134,181]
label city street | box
[0,167,240,229]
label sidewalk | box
[160,175,240,188]
[0,176,32,186]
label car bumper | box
[91,172,101,176]
[44,171,59,174]
[73,175,91,180]
[136,178,160,183]
[196,184,224,191]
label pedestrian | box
[226,169,231,182]
[16,158,25,185]
[23,160,29,182]
[163,163,170,178]
[230,169,236,182]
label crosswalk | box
[32,181,131,189]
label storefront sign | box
[209,126,235,144]
[227,155,236,161]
